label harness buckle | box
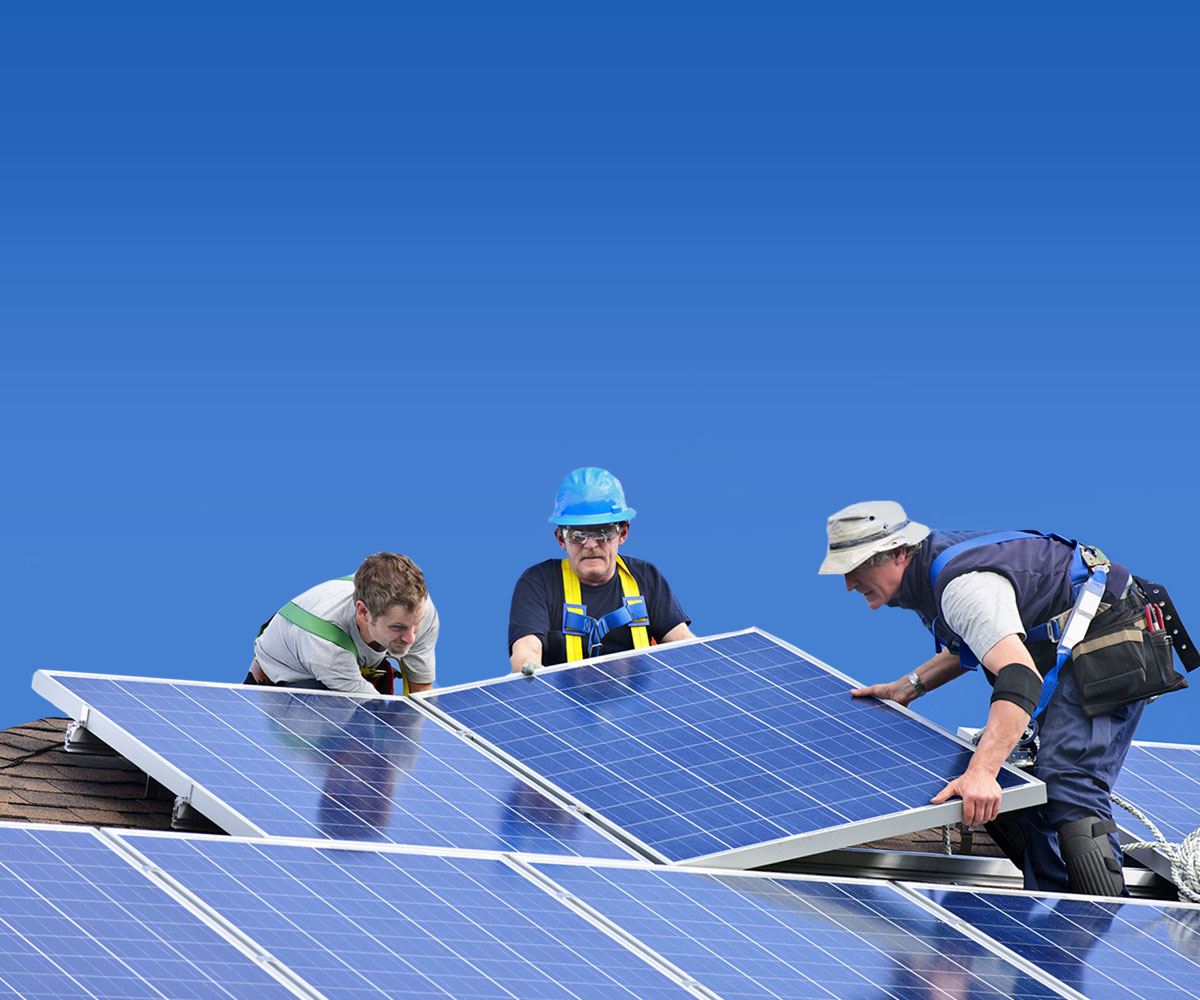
[1080,545,1111,572]
[561,604,591,637]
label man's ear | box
[554,528,568,553]
[354,599,371,621]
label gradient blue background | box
[3,5,1197,749]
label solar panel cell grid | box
[536,863,1062,999]
[125,836,691,1000]
[1115,743,1200,846]
[39,674,630,859]
[920,887,1200,1000]
[0,826,293,1000]
[430,630,1036,864]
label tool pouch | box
[1071,591,1187,717]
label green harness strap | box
[274,574,362,662]
[268,576,408,692]
[276,601,362,665]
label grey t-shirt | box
[254,579,439,694]
[940,571,1025,665]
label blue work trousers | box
[1018,665,1145,893]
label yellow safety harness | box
[560,555,650,661]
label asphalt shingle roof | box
[0,718,177,830]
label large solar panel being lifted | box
[535,861,1063,999]
[917,885,1200,1000]
[32,672,632,859]
[0,824,295,1000]
[121,833,692,1000]
[1114,741,1200,850]
[426,630,1043,866]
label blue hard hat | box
[549,467,638,526]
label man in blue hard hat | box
[819,500,1189,897]
[508,468,694,671]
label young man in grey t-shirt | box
[249,552,438,695]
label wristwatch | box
[907,671,928,698]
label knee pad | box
[1057,816,1125,896]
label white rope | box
[1112,792,1200,903]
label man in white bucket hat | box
[820,501,1189,897]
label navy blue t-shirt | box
[508,556,690,665]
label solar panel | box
[425,629,1044,866]
[0,823,297,999]
[532,860,1063,999]
[119,833,695,999]
[32,672,633,859]
[914,885,1200,1000]
[1114,741,1200,878]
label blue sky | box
[2,4,1197,745]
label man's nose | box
[844,573,857,591]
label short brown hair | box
[353,553,427,618]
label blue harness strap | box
[1034,566,1108,718]
[561,597,650,657]
[928,531,1042,590]
[928,529,1107,719]
[928,531,1047,667]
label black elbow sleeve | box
[990,663,1043,717]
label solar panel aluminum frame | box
[418,627,1047,870]
[29,670,634,856]
[770,845,1173,897]
[0,821,320,999]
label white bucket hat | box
[818,500,930,575]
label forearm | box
[850,648,965,706]
[966,699,1030,779]
[510,635,543,673]
[910,649,965,694]
[660,623,694,645]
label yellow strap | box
[561,556,650,659]
[561,559,584,662]
[616,556,650,650]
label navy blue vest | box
[891,529,1130,671]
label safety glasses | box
[560,525,622,545]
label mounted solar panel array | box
[0,825,298,999]
[10,822,1200,1000]
[31,672,632,860]
[426,630,1044,866]
[121,833,693,1000]
[531,859,1066,999]
[916,885,1200,1000]
[1113,741,1200,881]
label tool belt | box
[1067,582,1188,717]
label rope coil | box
[1112,792,1200,903]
